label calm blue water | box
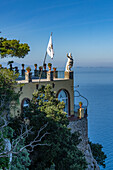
[74,67,113,170]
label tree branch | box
[0,122,50,157]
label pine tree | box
[0,37,30,58]
[24,85,87,170]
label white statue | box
[65,53,73,72]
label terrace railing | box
[16,70,65,80]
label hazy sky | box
[1,0,113,67]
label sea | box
[74,67,113,170]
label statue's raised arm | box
[65,53,73,72]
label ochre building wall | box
[13,78,74,117]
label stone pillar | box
[34,70,38,77]
[47,71,53,81]
[53,71,58,79]
[25,72,32,82]
[65,71,73,79]
[42,70,47,79]
[21,70,25,76]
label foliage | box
[10,141,31,170]
[79,101,83,105]
[48,63,52,67]
[0,157,9,169]
[89,140,107,168]
[0,68,19,168]
[0,126,14,169]
[24,85,87,170]
[0,68,31,169]
[0,68,20,115]
[0,37,30,58]
[7,60,14,65]
[26,66,31,72]
[39,66,43,70]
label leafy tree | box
[0,68,20,168]
[0,68,20,115]
[0,126,13,169]
[89,140,107,168]
[0,68,49,169]
[24,85,87,170]
[10,140,31,170]
[0,37,30,58]
[0,68,31,169]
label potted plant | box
[26,66,31,73]
[53,67,57,71]
[39,66,43,71]
[79,102,83,108]
[15,66,19,73]
[7,61,14,65]
[22,64,24,70]
[7,61,14,70]
[15,66,18,70]
[48,63,52,70]
[34,64,37,70]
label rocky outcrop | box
[68,118,100,170]
[85,144,99,170]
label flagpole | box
[38,51,47,82]
[43,51,47,67]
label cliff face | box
[68,118,100,170]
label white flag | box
[47,34,54,59]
